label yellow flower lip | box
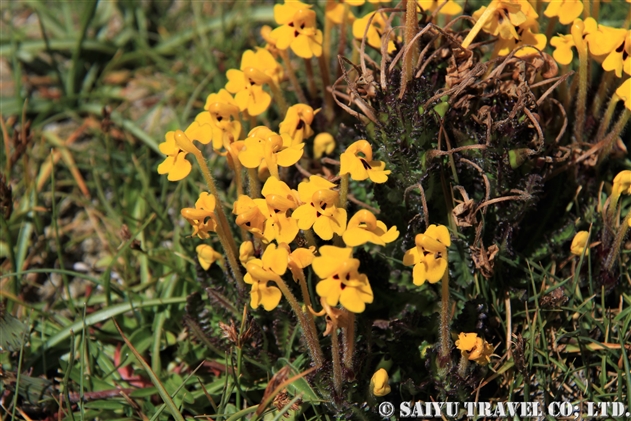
[415,234,447,254]
[181,208,211,221]
[243,67,272,85]
[311,189,339,216]
[207,101,239,117]
[348,209,378,230]
[266,194,297,212]
[291,8,317,30]
[174,130,200,154]
[245,262,280,282]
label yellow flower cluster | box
[155,0,411,315]
[155,0,627,384]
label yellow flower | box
[371,368,391,397]
[340,140,391,183]
[455,332,478,352]
[550,34,575,65]
[615,79,631,111]
[203,89,242,151]
[543,0,583,25]
[456,332,493,365]
[244,244,289,311]
[342,209,399,247]
[493,17,547,57]
[325,0,355,25]
[278,104,317,144]
[291,176,347,240]
[225,69,271,116]
[613,170,631,197]
[313,133,336,159]
[418,0,463,16]
[403,224,451,286]
[238,126,304,179]
[232,195,269,240]
[196,244,223,270]
[262,176,301,212]
[353,12,397,53]
[244,48,284,85]
[181,193,218,239]
[570,231,589,256]
[279,243,316,281]
[586,26,631,77]
[225,51,278,117]
[462,0,538,48]
[157,131,192,181]
[272,4,323,58]
[313,246,374,313]
[239,241,257,266]
[550,18,597,65]
[260,177,301,244]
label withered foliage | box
[333,17,620,285]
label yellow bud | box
[371,368,391,397]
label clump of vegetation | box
[1,0,630,419]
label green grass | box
[1,1,630,420]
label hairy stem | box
[304,58,318,100]
[402,0,418,90]
[280,49,308,104]
[275,276,324,367]
[342,310,355,370]
[295,268,324,366]
[248,168,261,198]
[573,29,589,142]
[598,109,631,163]
[605,211,631,271]
[193,151,243,286]
[439,270,451,364]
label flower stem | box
[592,0,600,19]
[193,151,243,286]
[457,353,469,378]
[336,2,350,80]
[338,173,349,209]
[342,310,355,370]
[318,54,335,122]
[330,316,343,396]
[583,0,591,18]
[269,81,289,115]
[605,211,631,271]
[275,276,324,367]
[304,58,318,100]
[324,12,332,72]
[279,49,308,104]
[573,29,589,142]
[598,109,631,163]
[595,93,619,143]
[295,268,324,365]
[248,168,261,198]
[402,0,418,89]
[590,71,614,120]
[439,270,451,364]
